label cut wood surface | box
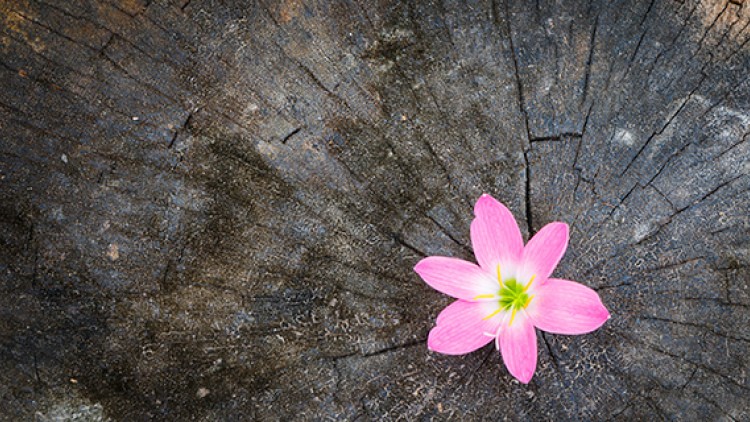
[1,0,749,420]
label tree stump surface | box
[1,0,749,420]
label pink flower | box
[415,194,610,384]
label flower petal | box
[498,315,537,384]
[527,278,610,335]
[428,300,503,355]
[520,222,569,282]
[470,194,524,271]
[415,256,497,300]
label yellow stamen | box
[509,308,518,326]
[497,264,503,285]
[473,294,495,300]
[482,308,502,320]
[523,294,535,308]
[523,274,536,291]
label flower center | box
[475,265,536,326]
[499,278,532,313]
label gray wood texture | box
[1,0,749,420]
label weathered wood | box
[1,0,749,420]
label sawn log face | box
[0,0,748,420]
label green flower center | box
[475,265,536,326]
[499,278,531,312]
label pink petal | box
[498,315,537,384]
[470,194,524,271]
[520,222,569,283]
[428,300,503,355]
[415,256,497,300]
[527,278,610,335]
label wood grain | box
[1,0,748,420]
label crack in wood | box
[618,332,750,392]
[640,315,750,344]
[529,133,583,143]
[581,12,599,109]
[617,76,706,179]
[280,126,302,144]
[523,149,535,236]
[495,0,531,147]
